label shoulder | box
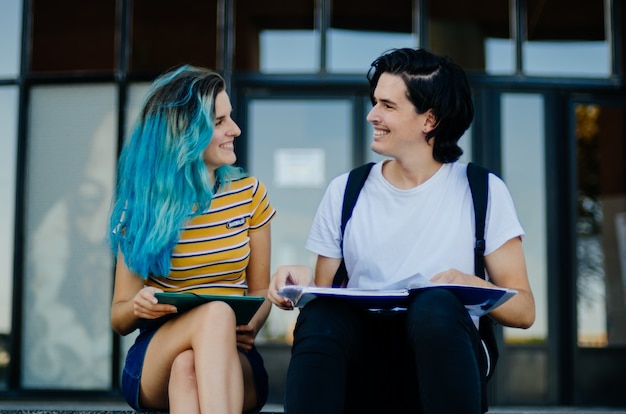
[228,176,265,194]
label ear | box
[422,109,437,134]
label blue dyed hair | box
[109,65,246,278]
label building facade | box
[0,0,625,407]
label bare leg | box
[169,350,200,414]
[139,301,244,414]
[239,351,258,412]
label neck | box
[382,158,443,189]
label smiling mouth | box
[373,129,388,138]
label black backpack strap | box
[467,162,488,280]
[332,162,375,287]
[467,162,499,411]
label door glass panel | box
[524,0,609,77]
[501,93,548,343]
[23,85,117,388]
[0,86,18,389]
[248,99,352,342]
[576,103,626,347]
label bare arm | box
[314,255,342,287]
[110,251,176,336]
[244,225,272,333]
[431,237,535,329]
[237,225,272,350]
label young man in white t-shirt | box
[268,48,535,414]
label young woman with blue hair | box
[110,65,275,413]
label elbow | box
[517,309,536,330]
[111,315,133,337]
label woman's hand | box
[236,324,256,352]
[132,286,177,320]
[267,265,313,310]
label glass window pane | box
[248,99,352,342]
[501,93,547,343]
[125,83,151,140]
[131,0,217,72]
[329,0,414,73]
[0,86,18,389]
[576,103,626,347]
[260,31,319,73]
[30,0,116,72]
[329,29,415,73]
[524,0,609,77]
[236,1,315,72]
[0,0,22,78]
[428,0,511,73]
[22,85,117,388]
[116,82,151,380]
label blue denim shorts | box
[121,328,269,412]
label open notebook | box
[279,284,516,317]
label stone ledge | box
[0,401,284,414]
[2,403,626,414]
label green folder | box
[138,292,265,328]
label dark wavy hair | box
[367,48,474,163]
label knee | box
[170,350,196,387]
[292,298,361,351]
[406,289,468,336]
[192,300,237,332]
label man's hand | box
[267,265,313,310]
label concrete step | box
[1,401,626,414]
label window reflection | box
[23,85,116,388]
[576,103,626,347]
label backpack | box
[331,161,497,411]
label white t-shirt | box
[305,161,524,290]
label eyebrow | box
[214,110,231,121]
[377,98,397,107]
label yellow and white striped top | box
[146,177,276,296]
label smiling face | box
[203,90,241,172]
[366,73,434,160]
